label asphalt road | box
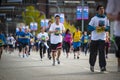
[0,50,120,80]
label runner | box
[37,27,49,61]
[49,15,65,66]
[72,28,82,59]
[81,31,89,56]
[34,36,39,52]
[22,28,31,57]
[63,29,72,58]
[106,0,120,72]
[46,20,52,60]
[0,30,6,60]
[7,34,16,54]
[16,27,25,57]
[88,5,110,72]
[105,31,110,58]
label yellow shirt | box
[73,31,82,42]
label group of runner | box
[0,3,120,72]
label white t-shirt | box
[7,36,15,45]
[37,32,49,41]
[106,0,120,36]
[89,16,109,40]
[49,22,65,44]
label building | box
[48,0,107,24]
[0,0,107,34]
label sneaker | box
[77,56,79,59]
[23,54,25,58]
[23,54,26,58]
[26,54,29,57]
[18,54,21,57]
[28,52,30,55]
[106,55,108,59]
[48,56,51,60]
[52,61,55,66]
[41,58,43,61]
[74,55,76,59]
[101,67,106,72]
[90,66,94,72]
[57,58,60,64]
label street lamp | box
[81,0,84,32]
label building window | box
[1,0,7,3]
[49,7,57,13]
[64,8,72,13]
[22,0,36,4]
[89,8,95,14]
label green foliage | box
[22,6,45,35]
[22,6,76,35]
[64,20,76,33]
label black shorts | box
[0,45,3,47]
[18,42,29,48]
[115,36,120,58]
[73,47,80,52]
[22,43,29,48]
[51,43,62,52]
[8,44,13,48]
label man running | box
[106,0,120,72]
[16,27,25,57]
[72,28,82,59]
[0,30,6,60]
[7,34,16,54]
[88,5,110,72]
[37,27,49,61]
[49,15,65,66]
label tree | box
[64,20,76,33]
[22,6,45,35]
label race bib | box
[0,39,3,46]
[55,28,60,35]
[96,27,105,33]
[0,39,2,43]
[97,20,105,33]
[84,39,88,43]
[41,36,45,41]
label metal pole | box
[81,0,84,32]
[6,22,8,35]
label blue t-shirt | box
[22,32,31,44]
[0,34,6,46]
[81,35,89,43]
[16,31,25,43]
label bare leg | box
[52,51,56,66]
[56,49,61,64]
[0,47,3,60]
